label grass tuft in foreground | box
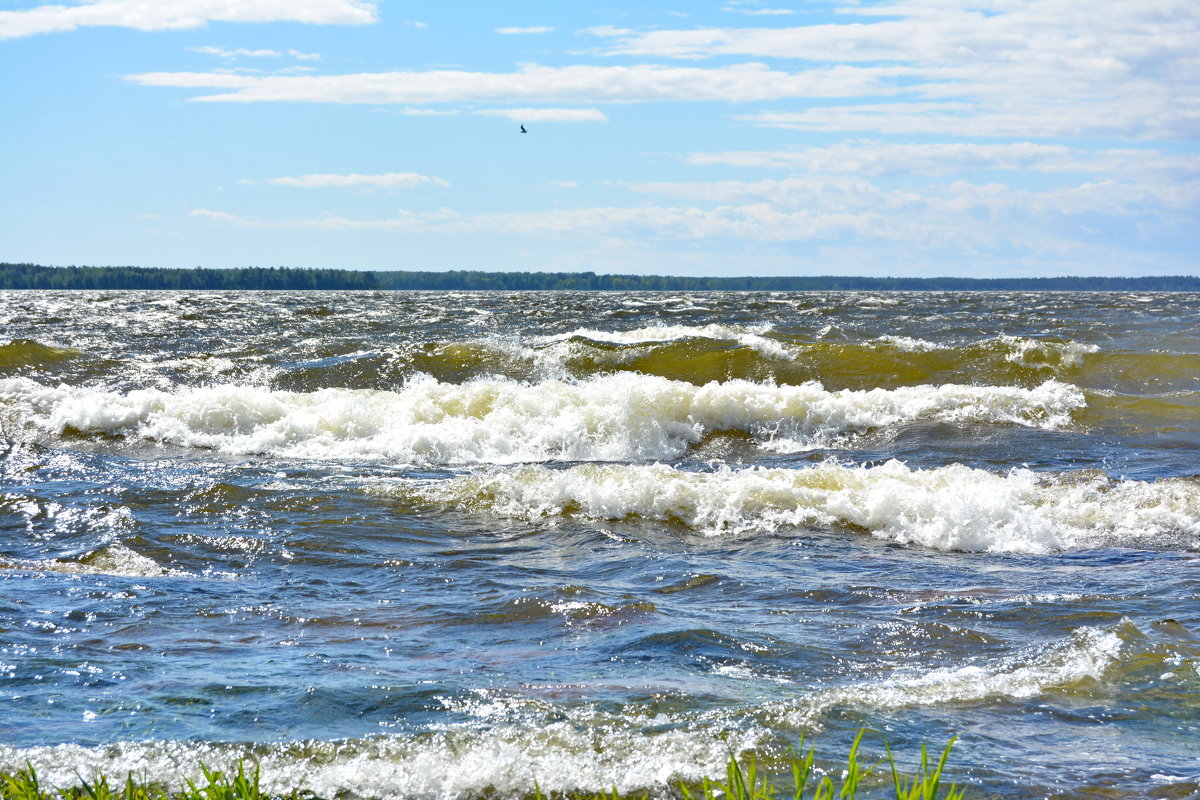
[1,733,964,800]
[1,763,301,800]
[662,732,963,800]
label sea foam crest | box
[0,544,175,578]
[780,623,1127,727]
[537,324,792,360]
[395,462,1200,553]
[873,335,943,352]
[999,335,1098,369]
[871,335,1099,369]
[0,724,758,800]
[0,374,1084,465]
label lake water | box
[1,290,1197,798]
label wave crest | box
[389,461,1200,553]
[0,375,1084,465]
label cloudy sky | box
[2,0,1197,277]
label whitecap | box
[0,375,1085,466]
[536,323,792,360]
[389,461,1200,553]
[777,623,1128,727]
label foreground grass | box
[1,733,963,800]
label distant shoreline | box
[3,262,1198,291]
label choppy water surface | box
[1,291,1198,799]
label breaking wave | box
[0,375,1084,465]
[778,622,1136,727]
[0,339,82,371]
[0,726,754,800]
[411,332,1110,389]
[0,543,175,578]
[388,461,1200,553]
[537,324,792,360]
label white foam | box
[0,716,760,800]
[999,336,1098,369]
[779,624,1127,727]
[874,335,945,352]
[0,375,1086,466]
[856,295,901,307]
[391,461,1200,553]
[77,543,171,577]
[871,335,1100,370]
[1,544,175,578]
[537,324,792,360]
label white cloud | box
[723,7,794,15]
[192,46,282,59]
[735,97,1197,140]
[722,0,793,12]
[191,46,322,62]
[626,176,895,210]
[190,209,245,224]
[190,207,457,230]
[496,26,555,35]
[188,204,874,240]
[245,172,450,189]
[127,62,899,104]
[189,172,1198,263]
[577,26,632,37]
[686,141,1200,178]
[131,72,261,90]
[118,2,1199,139]
[624,175,1200,215]
[183,201,951,251]
[0,0,377,40]
[477,108,608,123]
[597,1,1199,64]
[589,0,1200,139]
[395,108,461,116]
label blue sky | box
[1,0,1197,277]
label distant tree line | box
[2,263,1198,292]
[0,263,377,290]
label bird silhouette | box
[520,124,527,133]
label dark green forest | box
[2,262,1198,291]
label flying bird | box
[520,124,527,133]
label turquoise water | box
[1,291,1198,798]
